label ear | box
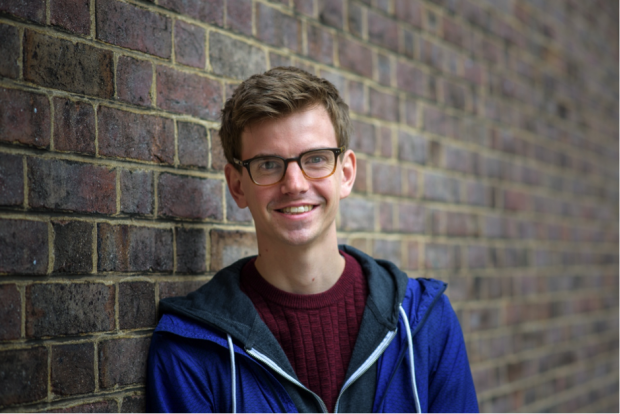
[339,149,357,199]
[225,163,248,209]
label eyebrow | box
[249,147,328,159]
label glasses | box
[233,147,345,186]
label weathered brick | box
[226,189,253,222]
[338,36,373,78]
[0,88,50,148]
[394,0,422,27]
[398,203,425,233]
[99,337,150,388]
[97,223,173,272]
[468,245,489,268]
[369,87,398,122]
[257,4,300,53]
[372,162,402,196]
[353,158,367,193]
[377,52,392,86]
[49,400,119,413]
[156,66,222,120]
[404,167,418,198]
[347,80,366,113]
[0,153,24,207]
[339,197,375,231]
[504,190,530,211]
[443,145,477,174]
[52,221,93,274]
[425,243,458,269]
[348,2,364,38]
[210,128,227,171]
[373,239,401,268]
[0,347,47,406]
[270,52,292,68]
[294,0,314,17]
[53,98,96,154]
[96,0,171,58]
[160,0,223,26]
[0,24,19,79]
[159,280,206,300]
[465,181,492,207]
[0,284,21,340]
[24,30,114,99]
[379,202,395,232]
[178,121,208,168]
[442,78,469,111]
[176,228,206,274]
[120,169,153,215]
[28,158,116,214]
[350,120,375,155]
[210,229,257,271]
[0,219,48,275]
[51,343,95,396]
[405,241,419,270]
[226,0,252,35]
[158,173,223,220]
[50,0,90,34]
[398,130,427,165]
[116,56,152,107]
[119,282,156,329]
[121,395,146,413]
[307,24,334,65]
[368,9,398,51]
[318,0,343,29]
[209,32,267,80]
[424,171,460,203]
[0,0,45,23]
[26,283,114,337]
[175,20,205,68]
[397,61,434,100]
[98,106,174,164]
[379,126,393,158]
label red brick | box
[160,0,223,26]
[96,0,171,58]
[257,4,300,53]
[0,0,45,23]
[53,98,96,154]
[423,171,461,203]
[98,106,174,164]
[373,239,401,268]
[52,221,93,274]
[0,88,50,148]
[338,197,375,231]
[404,167,418,198]
[121,395,146,413]
[210,128,227,171]
[443,145,477,174]
[226,0,252,35]
[0,23,19,79]
[422,105,450,136]
[51,343,95,396]
[0,153,24,207]
[24,30,114,99]
[178,121,208,168]
[465,181,492,207]
[442,16,468,49]
[403,96,418,127]
[348,2,364,38]
[394,0,422,27]
[0,284,21,340]
[116,56,153,107]
[418,38,444,70]
[159,280,206,300]
[468,245,489,268]
[49,400,119,413]
[398,130,427,165]
[379,202,395,231]
[158,174,223,220]
[442,78,469,111]
[350,120,375,155]
[379,126,392,158]
[28,158,116,214]
[368,9,398,51]
[0,347,48,406]
[405,241,419,269]
[99,337,150,388]
[504,190,530,211]
[26,283,115,337]
[400,28,416,59]
[377,52,391,86]
[425,243,459,269]
[294,0,314,17]
[270,52,292,68]
[347,80,366,113]
[307,24,334,65]
[226,189,253,222]
[119,282,156,329]
[398,203,425,233]
[372,162,402,196]
[353,158,367,193]
[156,66,222,120]
[176,227,206,273]
[175,20,205,68]
[338,36,373,78]
[0,219,48,275]
[369,87,398,122]
[50,0,90,35]
[397,61,434,99]
[209,32,267,80]
[318,0,343,29]
[210,229,257,271]
[120,169,153,215]
[97,223,173,272]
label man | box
[147,67,478,413]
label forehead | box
[240,105,337,158]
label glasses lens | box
[249,157,285,185]
[301,150,337,179]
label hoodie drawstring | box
[227,334,237,413]
[399,306,422,413]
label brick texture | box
[0,88,50,148]
[51,343,95,395]
[0,284,21,340]
[99,337,150,388]
[0,347,48,406]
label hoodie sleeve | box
[427,295,479,413]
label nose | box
[280,160,309,195]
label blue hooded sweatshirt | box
[147,245,479,413]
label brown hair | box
[219,67,350,168]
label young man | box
[147,67,478,413]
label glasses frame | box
[233,146,346,186]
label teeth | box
[280,205,313,214]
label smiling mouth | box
[277,205,315,214]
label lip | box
[271,202,320,217]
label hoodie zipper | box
[246,348,329,413]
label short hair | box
[219,67,351,168]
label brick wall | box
[0,0,617,412]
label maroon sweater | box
[240,252,368,413]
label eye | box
[257,159,282,171]
[304,154,328,165]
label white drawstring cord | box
[399,306,422,413]
[227,334,237,413]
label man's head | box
[219,67,351,167]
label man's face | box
[225,105,356,250]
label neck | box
[254,231,345,295]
